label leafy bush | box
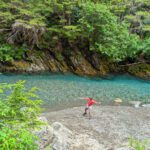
[0,81,43,150]
[138,38,150,57]
[0,44,14,62]
[0,127,38,150]
[0,44,25,62]
[129,137,150,150]
[79,2,140,61]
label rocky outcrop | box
[1,49,149,79]
[38,121,108,150]
[0,60,31,73]
[0,50,117,76]
[44,106,150,150]
[35,117,53,150]
[68,51,97,76]
[128,63,150,80]
[26,51,69,73]
[51,122,73,150]
[72,134,107,150]
[36,117,145,150]
[35,119,108,150]
[50,122,108,150]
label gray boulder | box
[35,117,53,150]
[72,134,106,150]
[51,122,73,150]
[49,122,106,150]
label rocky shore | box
[37,106,150,150]
[0,50,150,80]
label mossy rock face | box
[85,53,119,76]
[12,60,30,69]
[128,63,150,80]
[69,53,97,76]
[0,60,30,73]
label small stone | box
[114,98,123,106]
[142,104,150,108]
[129,101,141,108]
[116,147,133,150]
[114,98,123,103]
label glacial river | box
[0,73,150,111]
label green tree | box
[0,81,43,150]
[108,0,150,38]
[79,2,139,61]
[0,0,149,63]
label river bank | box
[0,49,150,80]
[43,106,150,150]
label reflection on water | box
[0,73,150,111]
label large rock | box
[89,53,118,75]
[47,122,106,150]
[27,51,69,73]
[72,134,106,150]
[51,122,73,150]
[35,117,53,150]
[36,118,150,150]
[69,52,97,76]
[128,63,150,80]
[44,106,150,150]
[116,147,134,150]
[0,61,30,73]
[27,55,48,72]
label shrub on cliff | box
[0,44,26,62]
[79,2,140,61]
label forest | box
[0,0,150,78]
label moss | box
[98,57,118,75]
[128,63,150,79]
[0,60,30,72]
[26,50,45,60]
[55,52,64,61]
[12,60,30,69]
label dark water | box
[0,73,150,111]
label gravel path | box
[44,106,150,149]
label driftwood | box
[0,29,11,33]
[7,22,45,49]
[120,61,150,67]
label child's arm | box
[95,101,101,105]
[79,97,90,100]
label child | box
[79,97,100,119]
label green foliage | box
[79,2,140,61]
[108,0,150,37]
[46,0,81,40]
[0,0,49,27]
[0,81,43,150]
[129,137,150,150]
[0,44,25,62]
[0,44,14,62]
[0,127,38,150]
[138,38,150,56]
[0,0,149,62]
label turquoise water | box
[0,73,150,111]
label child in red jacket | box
[80,97,101,119]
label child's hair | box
[89,97,92,100]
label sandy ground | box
[43,106,150,149]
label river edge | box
[43,106,150,149]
